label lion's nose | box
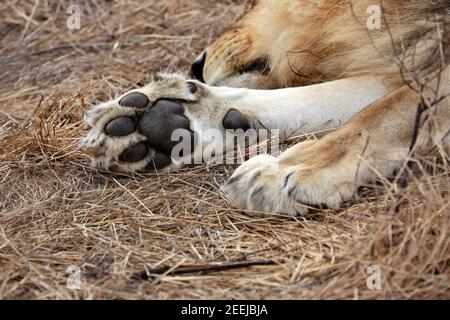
[191,51,206,83]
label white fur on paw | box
[222,153,358,216]
[222,155,310,216]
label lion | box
[81,0,450,216]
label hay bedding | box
[0,0,449,300]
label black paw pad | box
[138,100,195,153]
[152,99,184,114]
[119,92,149,109]
[105,117,136,137]
[119,143,148,163]
[223,109,250,131]
[142,151,171,172]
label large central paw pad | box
[80,76,199,173]
[138,99,195,154]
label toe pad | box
[223,109,250,131]
[119,143,148,163]
[143,152,172,172]
[119,92,149,109]
[105,117,136,137]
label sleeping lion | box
[81,0,449,216]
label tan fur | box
[224,77,450,216]
[204,0,449,88]
[217,0,450,215]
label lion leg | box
[81,74,392,173]
[223,82,450,216]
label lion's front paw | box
[80,73,252,173]
[223,141,360,216]
[80,74,199,172]
[222,155,311,216]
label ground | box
[0,0,449,299]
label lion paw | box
[223,141,360,216]
[80,73,252,173]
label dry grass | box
[0,0,449,300]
